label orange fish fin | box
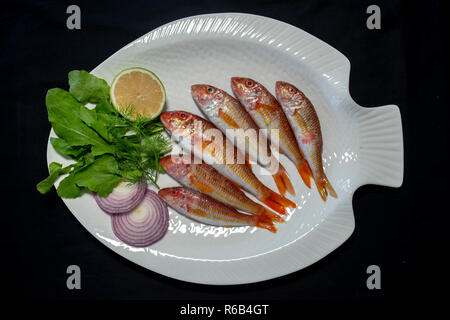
[326,180,338,199]
[282,171,295,197]
[316,181,328,202]
[262,199,287,216]
[315,174,338,202]
[261,187,296,216]
[257,207,285,223]
[272,163,295,197]
[272,172,286,196]
[296,161,313,189]
[252,214,277,233]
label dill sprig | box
[110,104,172,187]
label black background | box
[1,0,447,301]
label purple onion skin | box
[111,189,169,247]
[94,179,146,214]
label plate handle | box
[355,104,404,188]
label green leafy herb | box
[50,138,87,158]
[46,88,116,155]
[78,107,116,142]
[57,174,85,198]
[95,99,118,115]
[37,70,172,198]
[69,70,109,104]
[36,162,74,194]
[72,155,122,197]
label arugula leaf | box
[72,155,122,196]
[57,174,85,198]
[36,162,63,194]
[36,162,74,194]
[78,152,96,168]
[95,99,117,115]
[50,137,87,158]
[78,107,115,143]
[69,70,109,104]
[54,155,116,198]
[49,162,63,174]
[46,88,115,155]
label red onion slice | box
[111,189,169,247]
[94,179,146,214]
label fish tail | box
[260,187,296,216]
[272,163,295,197]
[256,206,285,223]
[296,160,313,189]
[316,174,338,202]
[262,198,287,216]
[252,214,278,233]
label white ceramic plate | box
[47,13,403,285]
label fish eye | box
[289,87,295,93]
[207,87,213,93]
[246,80,253,86]
[171,190,178,195]
[180,113,186,119]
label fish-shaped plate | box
[47,13,403,285]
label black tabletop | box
[2,0,447,301]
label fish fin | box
[315,174,338,202]
[261,187,296,216]
[296,161,313,189]
[272,169,286,196]
[262,199,287,216]
[256,207,285,223]
[272,163,295,197]
[316,181,328,202]
[252,214,277,233]
[326,181,338,199]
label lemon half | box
[110,67,166,120]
